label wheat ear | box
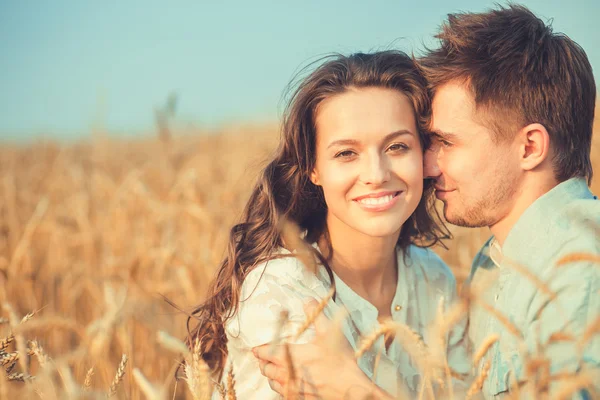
[107,354,128,398]
[473,334,499,367]
[226,365,237,400]
[466,359,491,399]
[292,287,334,341]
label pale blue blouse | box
[220,244,469,399]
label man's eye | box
[430,136,451,148]
[334,150,355,158]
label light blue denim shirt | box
[468,178,600,398]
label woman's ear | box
[310,169,321,186]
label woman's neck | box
[319,213,400,303]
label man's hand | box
[252,300,394,400]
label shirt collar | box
[326,247,405,323]
[489,238,504,268]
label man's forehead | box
[430,82,480,132]
[432,82,475,110]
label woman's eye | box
[334,150,356,158]
[387,143,408,152]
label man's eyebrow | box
[430,130,459,141]
[326,129,414,150]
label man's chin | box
[444,210,489,228]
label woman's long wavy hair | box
[186,50,449,378]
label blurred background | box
[0,1,598,398]
[1,0,599,141]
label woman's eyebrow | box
[326,138,360,150]
[382,129,414,142]
[326,129,414,150]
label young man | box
[254,5,599,398]
[419,4,599,397]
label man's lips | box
[434,187,455,200]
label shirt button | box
[395,305,402,311]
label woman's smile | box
[352,190,403,212]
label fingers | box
[253,344,283,365]
[268,378,285,395]
[259,360,285,382]
[258,359,288,395]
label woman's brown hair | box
[186,50,449,378]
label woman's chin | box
[352,223,404,239]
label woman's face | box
[311,86,423,238]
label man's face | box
[424,81,521,228]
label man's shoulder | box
[545,197,600,259]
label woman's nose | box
[360,154,390,185]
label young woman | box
[187,51,468,398]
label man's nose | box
[361,154,390,185]
[424,147,441,180]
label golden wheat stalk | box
[7,197,49,276]
[0,335,13,350]
[226,365,237,400]
[214,382,227,400]
[184,338,211,400]
[292,287,335,341]
[107,354,128,398]
[546,332,575,344]
[283,342,298,400]
[555,253,600,267]
[0,352,19,367]
[466,359,491,399]
[553,368,600,400]
[6,372,29,382]
[279,219,319,275]
[29,340,49,370]
[132,368,164,400]
[476,300,523,338]
[84,366,94,391]
[473,334,499,367]
[355,321,397,359]
[503,259,557,301]
[156,330,190,356]
[578,315,600,351]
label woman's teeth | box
[357,194,395,205]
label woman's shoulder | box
[403,245,456,287]
[241,249,328,297]
[226,248,328,346]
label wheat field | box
[0,106,598,399]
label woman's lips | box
[353,191,402,212]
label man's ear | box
[310,169,321,186]
[519,123,550,171]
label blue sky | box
[1,0,599,141]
